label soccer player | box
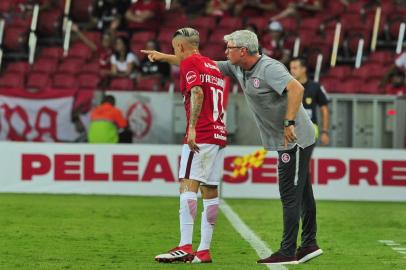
[290,57,330,146]
[142,28,227,264]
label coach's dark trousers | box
[277,144,317,256]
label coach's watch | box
[283,119,295,127]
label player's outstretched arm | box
[140,50,181,66]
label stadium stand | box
[0,0,404,95]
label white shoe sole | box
[298,248,323,263]
[260,261,299,265]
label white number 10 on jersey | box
[211,86,225,123]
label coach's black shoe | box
[257,251,298,265]
[296,245,323,263]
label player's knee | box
[200,185,218,199]
[179,179,200,193]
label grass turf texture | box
[0,194,404,269]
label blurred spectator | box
[139,40,170,81]
[110,36,139,79]
[125,0,164,32]
[240,0,276,17]
[12,0,56,14]
[176,0,207,17]
[271,0,324,22]
[205,0,245,17]
[261,21,292,66]
[85,0,130,32]
[381,52,406,96]
[88,95,127,143]
[71,23,113,76]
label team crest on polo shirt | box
[186,71,197,84]
[305,97,312,104]
[252,78,260,88]
[281,153,290,163]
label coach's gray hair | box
[173,27,200,47]
[224,30,259,55]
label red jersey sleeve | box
[180,57,203,92]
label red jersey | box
[179,53,227,146]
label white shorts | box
[178,144,225,186]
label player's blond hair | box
[224,30,259,55]
[173,27,200,47]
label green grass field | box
[0,194,405,270]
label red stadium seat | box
[5,62,30,75]
[279,17,298,34]
[0,72,25,89]
[158,30,175,43]
[84,31,102,47]
[360,81,382,94]
[3,26,28,51]
[190,16,217,31]
[71,0,93,22]
[0,1,11,13]
[306,47,330,70]
[32,58,59,74]
[9,17,31,28]
[209,30,231,43]
[246,17,269,33]
[300,18,322,33]
[109,78,134,91]
[201,43,226,61]
[367,51,394,65]
[162,12,188,28]
[338,78,363,93]
[26,72,51,91]
[388,18,404,39]
[218,17,243,31]
[319,76,340,93]
[131,31,156,44]
[78,74,101,90]
[366,64,385,82]
[346,33,370,56]
[40,47,64,59]
[57,59,85,75]
[327,66,352,79]
[68,42,93,60]
[324,1,346,17]
[38,10,62,36]
[136,78,161,91]
[80,62,100,75]
[52,73,78,90]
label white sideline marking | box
[220,199,288,270]
[392,248,406,251]
[378,240,406,259]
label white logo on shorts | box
[186,71,197,84]
[281,153,291,163]
[253,78,260,88]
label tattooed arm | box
[188,86,204,153]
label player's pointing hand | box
[140,50,162,62]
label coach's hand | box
[140,50,164,62]
[284,125,297,148]
[320,132,330,146]
[187,127,200,153]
